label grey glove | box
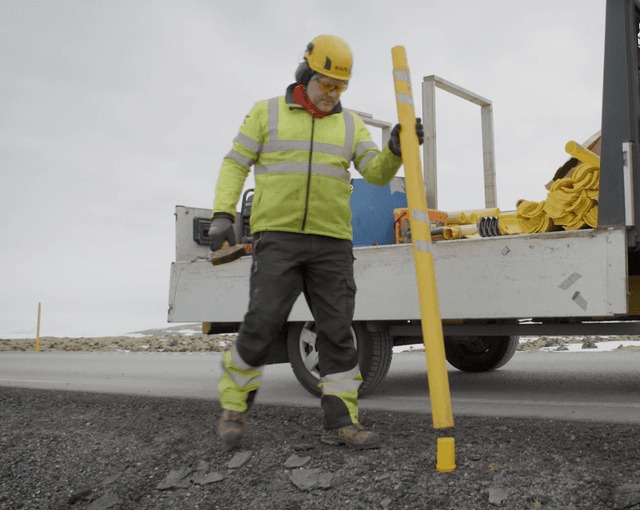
[208,217,236,251]
[388,118,425,157]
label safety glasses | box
[314,79,348,94]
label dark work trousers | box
[235,231,360,429]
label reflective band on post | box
[396,94,414,106]
[394,70,411,82]
[412,209,430,224]
[414,240,432,253]
[623,141,635,227]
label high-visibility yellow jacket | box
[213,84,402,241]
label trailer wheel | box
[444,335,519,372]
[287,321,393,398]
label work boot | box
[321,423,380,449]
[218,409,246,449]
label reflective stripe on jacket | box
[213,84,402,240]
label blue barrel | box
[350,177,408,247]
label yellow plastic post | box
[443,224,478,240]
[436,437,457,472]
[392,46,454,430]
[565,141,600,168]
[447,208,500,225]
[35,302,41,352]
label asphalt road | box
[1,350,639,424]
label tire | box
[287,321,393,398]
[444,335,519,372]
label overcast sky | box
[0,0,607,337]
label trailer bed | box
[169,207,628,325]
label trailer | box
[168,0,640,397]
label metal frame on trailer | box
[599,0,640,248]
[421,75,497,211]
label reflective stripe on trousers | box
[218,344,264,413]
[319,365,362,430]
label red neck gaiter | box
[293,83,330,118]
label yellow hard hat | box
[304,35,352,81]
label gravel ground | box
[0,334,234,353]
[2,334,640,509]
[2,333,640,354]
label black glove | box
[388,118,425,157]
[208,217,236,251]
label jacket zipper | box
[301,116,315,233]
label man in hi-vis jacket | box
[209,35,423,449]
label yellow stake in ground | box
[391,46,454,430]
[35,302,41,352]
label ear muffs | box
[294,42,316,85]
[295,60,315,85]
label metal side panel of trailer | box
[168,224,628,323]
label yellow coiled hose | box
[516,141,599,233]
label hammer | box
[209,241,247,266]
